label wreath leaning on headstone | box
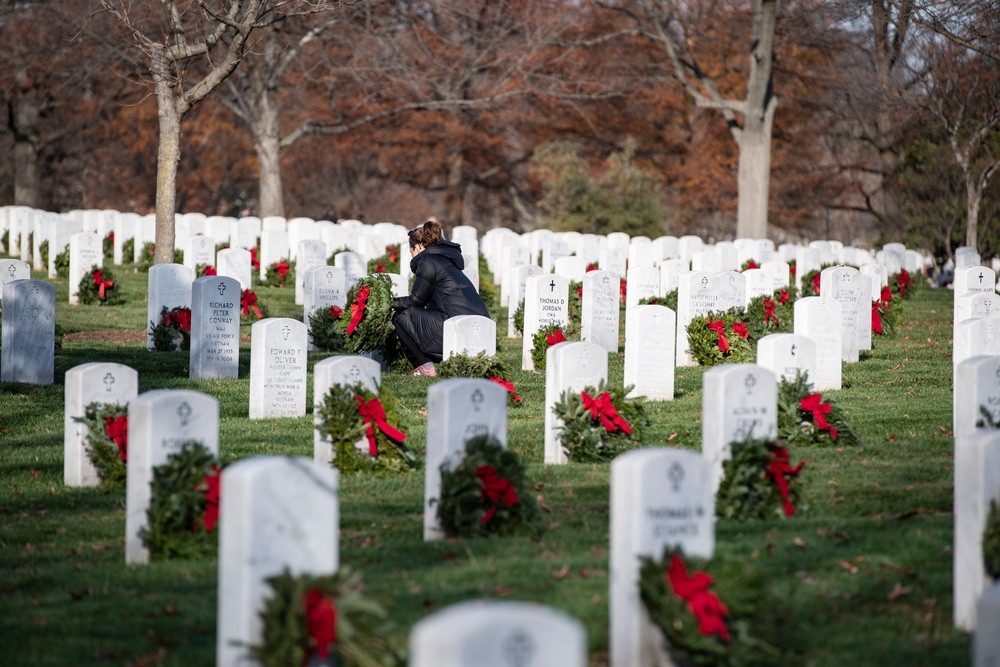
[639,289,679,312]
[435,434,541,538]
[240,288,269,324]
[743,291,793,341]
[368,244,401,275]
[261,259,294,288]
[55,247,70,278]
[512,300,525,334]
[871,285,900,338]
[435,352,522,407]
[639,546,784,667]
[716,436,806,521]
[122,238,134,263]
[342,274,396,356]
[983,499,1000,581]
[251,566,405,667]
[139,441,221,561]
[777,371,860,447]
[687,308,756,366]
[315,382,417,475]
[77,267,125,305]
[307,304,347,353]
[74,402,129,489]
[552,380,648,462]
[150,305,192,351]
[531,323,577,372]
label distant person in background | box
[392,219,488,376]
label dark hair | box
[408,219,444,248]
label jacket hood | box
[413,240,465,271]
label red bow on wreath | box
[746,260,759,270]
[202,265,217,276]
[880,285,892,306]
[811,272,821,295]
[275,261,290,283]
[763,297,779,327]
[104,414,128,462]
[489,376,521,402]
[249,248,260,269]
[778,289,791,305]
[346,286,370,336]
[620,278,627,304]
[586,263,598,272]
[476,465,519,524]
[355,395,406,456]
[666,554,730,642]
[241,289,262,318]
[581,390,632,435]
[765,446,805,517]
[330,305,344,319]
[199,465,221,532]
[376,263,387,273]
[800,393,837,440]
[732,322,749,339]
[576,285,583,298]
[547,329,566,346]
[166,307,192,332]
[707,318,730,354]
[92,269,114,301]
[898,269,911,297]
[387,246,399,263]
[789,264,797,278]
[871,301,883,334]
[305,589,337,659]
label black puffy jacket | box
[392,241,489,362]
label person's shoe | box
[412,362,437,377]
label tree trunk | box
[254,93,284,218]
[966,179,980,251]
[13,89,40,208]
[153,55,181,266]
[736,100,775,239]
[877,145,903,241]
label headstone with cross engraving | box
[956,246,981,268]
[658,258,685,295]
[125,389,219,564]
[956,356,1000,441]
[334,250,367,290]
[294,239,328,306]
[545,341,608,464]
[146,264,194,350]
[409,600,586,667]
[820,265,862,363]
[624,265,660,311]
[1,280,55,384]
[522,274,570,371]
[760,260,790,292]
[794,297,843,391]
[624,304,675,401]
[216,247,252,291]
[955,267,998,328]
[183,234,216,273]
[954,429,1000,631]
[312,355,381,465]
[499,245,530,305]
[957,292,1000,326]
[259,228,290,281]
[610,447,715,667]
[581,270,621,353]
[599,245,628,278]
[0,259,30,298]
[68,231,103,305]
[216,456,339,667]
[715,270,746,311]
[304,265,346,351]
[756,333,817,384]
[190,276,241,380]
[676,271,719,367]
[955,318,1000,371]
[249,318,308,419]
[702,364,778,491]
[507,264,542,338]
[742,268,771,306]
[424,379,508,540]
[442,314,497,360]
[64,362,139,487]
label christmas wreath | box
[639,289,678,312]
[103,232,114,259]
[984,499,1000,581]
[368,244,401,275]
[251,567,405,667]
[777,372,860,447]
[435,434,541,538]
[871,285,901,337]
[687,309,755,366]
[743,292,793,341]
[315,382,417,475]
[740,259,760,272]
[139,441,221,561]
[568,281,583,325]
[891,268,915,299]
[552,380,648,462]
[78,267,125,306]
[531,323,576,371]
[800,269,822,297]
[512,300,524,335]
[639,547,784,667]
[240,289,269,324]
[261,259,294,288]
[325,246,351,265]
[196,263,218,278]
[138,242,183,272]
[150,305,192,351]
[74,402,129,489]
[39,240,49,266]
[308,305,347,353]
[55,247,70,278]
[479,277,499,321]
[716,437,806,521]
[436,352,522,407]
[122,237,134,263]
[343,274,396,356]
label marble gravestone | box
[820,266,862,363]
[146,264,194,350]
[760,260,790,292]
[0,259,30,296]
[442,314,496,360]
[64,362,139,487]
[216,247,252,291]
[623,304,675,400]
[216,456,339,667]
[857,274,873,352]
[794,297,843,391]
[48,218,81,278]
[312,355,381,466]
[184,234,216,272]
[113,213,138,266]
[294,239,328,306]
[676,271,718,367]
[600,245,628,278]
[259,228,290,281]
[1,280,55,385]
[190,276,241,380]
[507,263,542,338]
[975,586,1000,666]
[581,270,621,353]
[521,274,569,371]
[742,268,770,306]
[957,291,1000,326]
[544,341,608,464]
[553,255,587,284]
[955,356,1000,440]
[68,231,103,305]
[702,364,778,490]
[610,448,714,667]
[499,245,530,306]
[624,265,660,310]
[409,600,586,667]
[125,389,219,564]
[334,251,366,289]
[658,258,685,295]
[424,379,507,541]
[715,270,746,311]
[756,333,817,384]
[955,318,1000,371]
[249,318,308,419]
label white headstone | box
[499,245,530,305]
[675,272,718,366]
[581,270,621,353]
[68,232,103,305]
[658,258,685,295]
[625,265,660,310]
[507,263,542,338]
[184,234,216,272]
[312,355,382,465]
[756,333,817,384]
[334,251,366,289]
[820,266,862,363]
[954,430,1000,630]
[553,255,587,284]
[0,259,30,295]
[521,274,569,371]
[249,318,308,419]
[715,270,746,311]
[975,585,1000,665]
[259,229,290,281]
[146,264,194,350]
[600,245,628,278]
[956,318,1000,371]
[442,315,497,360]
[216,247,252,291]
[956,356,1000,441]
[760,260,790,292]
[190,276,241,380]
[624,304,675,400]
[794,297,843,391]
[1,280,55,384]
[295,239,328,306]
[544,341,608,464]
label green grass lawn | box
[0,261,967,666]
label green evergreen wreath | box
[743,291,793,341]
[325,246,351,264]
[479,277,499,321]
[891,268,917,300]
[138,242,182,272]
[435,435,541,538]
[103,232,114,260]
[139,441,221,561]
[122,237,134,263]
[240,289,269,324]
[261,259,295,288]
[74,402,129,489]
[777,371,860,447]
[531,323,577,371]
[436,352,521,407]
[872,296,900,338]
[343,274,396,355]
[716,437,805,521]
[568,281,583,325]
[251,567,405,667]
[38,240,49,266]
[552,380,648,462]
[150,305,192,351]
[77,267,125,305]
[639,289,678,312]
[984,499,1000,581]
[315,382,417,475]
[368,244,401,274]
[687,308,755,366]
[639,547,784,667]
[308,305,347,353]
[55,247,70,278]
[512,300,524,334]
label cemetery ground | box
[0,267,968,666]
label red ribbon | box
[330,305,344,319]
[199,465,221,532]
[376,263,387,273]
[166,307,192,332]
[346,286,370,336]
[746,260,758,270]
[778,289,790,305]
[104,414,128,462]
[108,232,114,244]
[620,278,627,304]
[586,263,598,272]
[789,263,797,277]
[476,465,519,523]
[576,285,583,298]
[547,329,566,346]
[800,393,837,439]
[732,321,749,339]
[666,554,730,642]
[275,261,290,284]
[250,248,260,269]
[880,285,892,307]
[305,589,337,659]
[763,297,779,327]
[355,395,407,456]
[202,265,217,276]
[898,269,911,297]
[811,272,821,295]
[241,289,263,318]
[766,446,805,517]
[708,318,730,354]
[871,301,883,334]
[489,376,521,402]
[387,246,398,263]
[92,269,114,301]
[580,390,632,435]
